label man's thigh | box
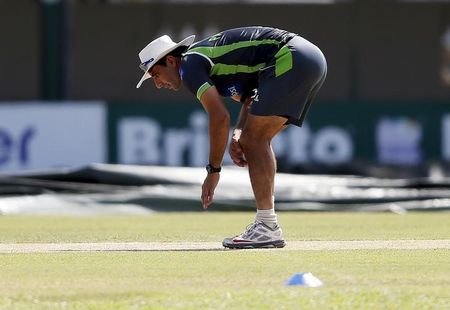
[242,114,287,141]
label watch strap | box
[206,164,221,174]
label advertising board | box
[0,102,106,173]
[109,101,450,168]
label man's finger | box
[233,158,247,167]
[203,195,211,209]
[202,195,209,209]
[202,188,214,209]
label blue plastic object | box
[285,272,323,287]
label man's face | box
[149,56,182,91]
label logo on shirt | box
[228,86,239,97]
[208,33,223,42]
[251,89,259,102]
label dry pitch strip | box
[1,240,449,253]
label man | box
[136,26,327,249]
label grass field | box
[0,212,449,309]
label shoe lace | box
[241,221,261,238]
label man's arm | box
[229,97,252,167]
[232,97,251,142]
[199,86,230,209]
[200,86,230,167]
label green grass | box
[0,212,449,243]
[0,250,449,309]
[0,212,449,309]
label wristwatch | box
[206,164,221,174]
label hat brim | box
[136,35,195,88]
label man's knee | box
[241,115,287,146]
[239,132,252,150]
[239,130,267,150]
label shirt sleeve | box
[180,53,214,101]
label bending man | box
[136,26,327,249]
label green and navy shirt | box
[180,26,296,102]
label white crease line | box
[0,240,449,253]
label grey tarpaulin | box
[1,164,450,214]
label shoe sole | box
[222,239,286,249]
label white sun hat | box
[136,34,196,88]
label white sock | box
[255,208,278,228]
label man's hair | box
[155,46,188,67]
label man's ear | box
[166,55,176,66]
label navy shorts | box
[250,35,327,127]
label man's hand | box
[201,173,220,209]
[229,140,247,167]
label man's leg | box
[222,114,287,249]
[239,114,287,211]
